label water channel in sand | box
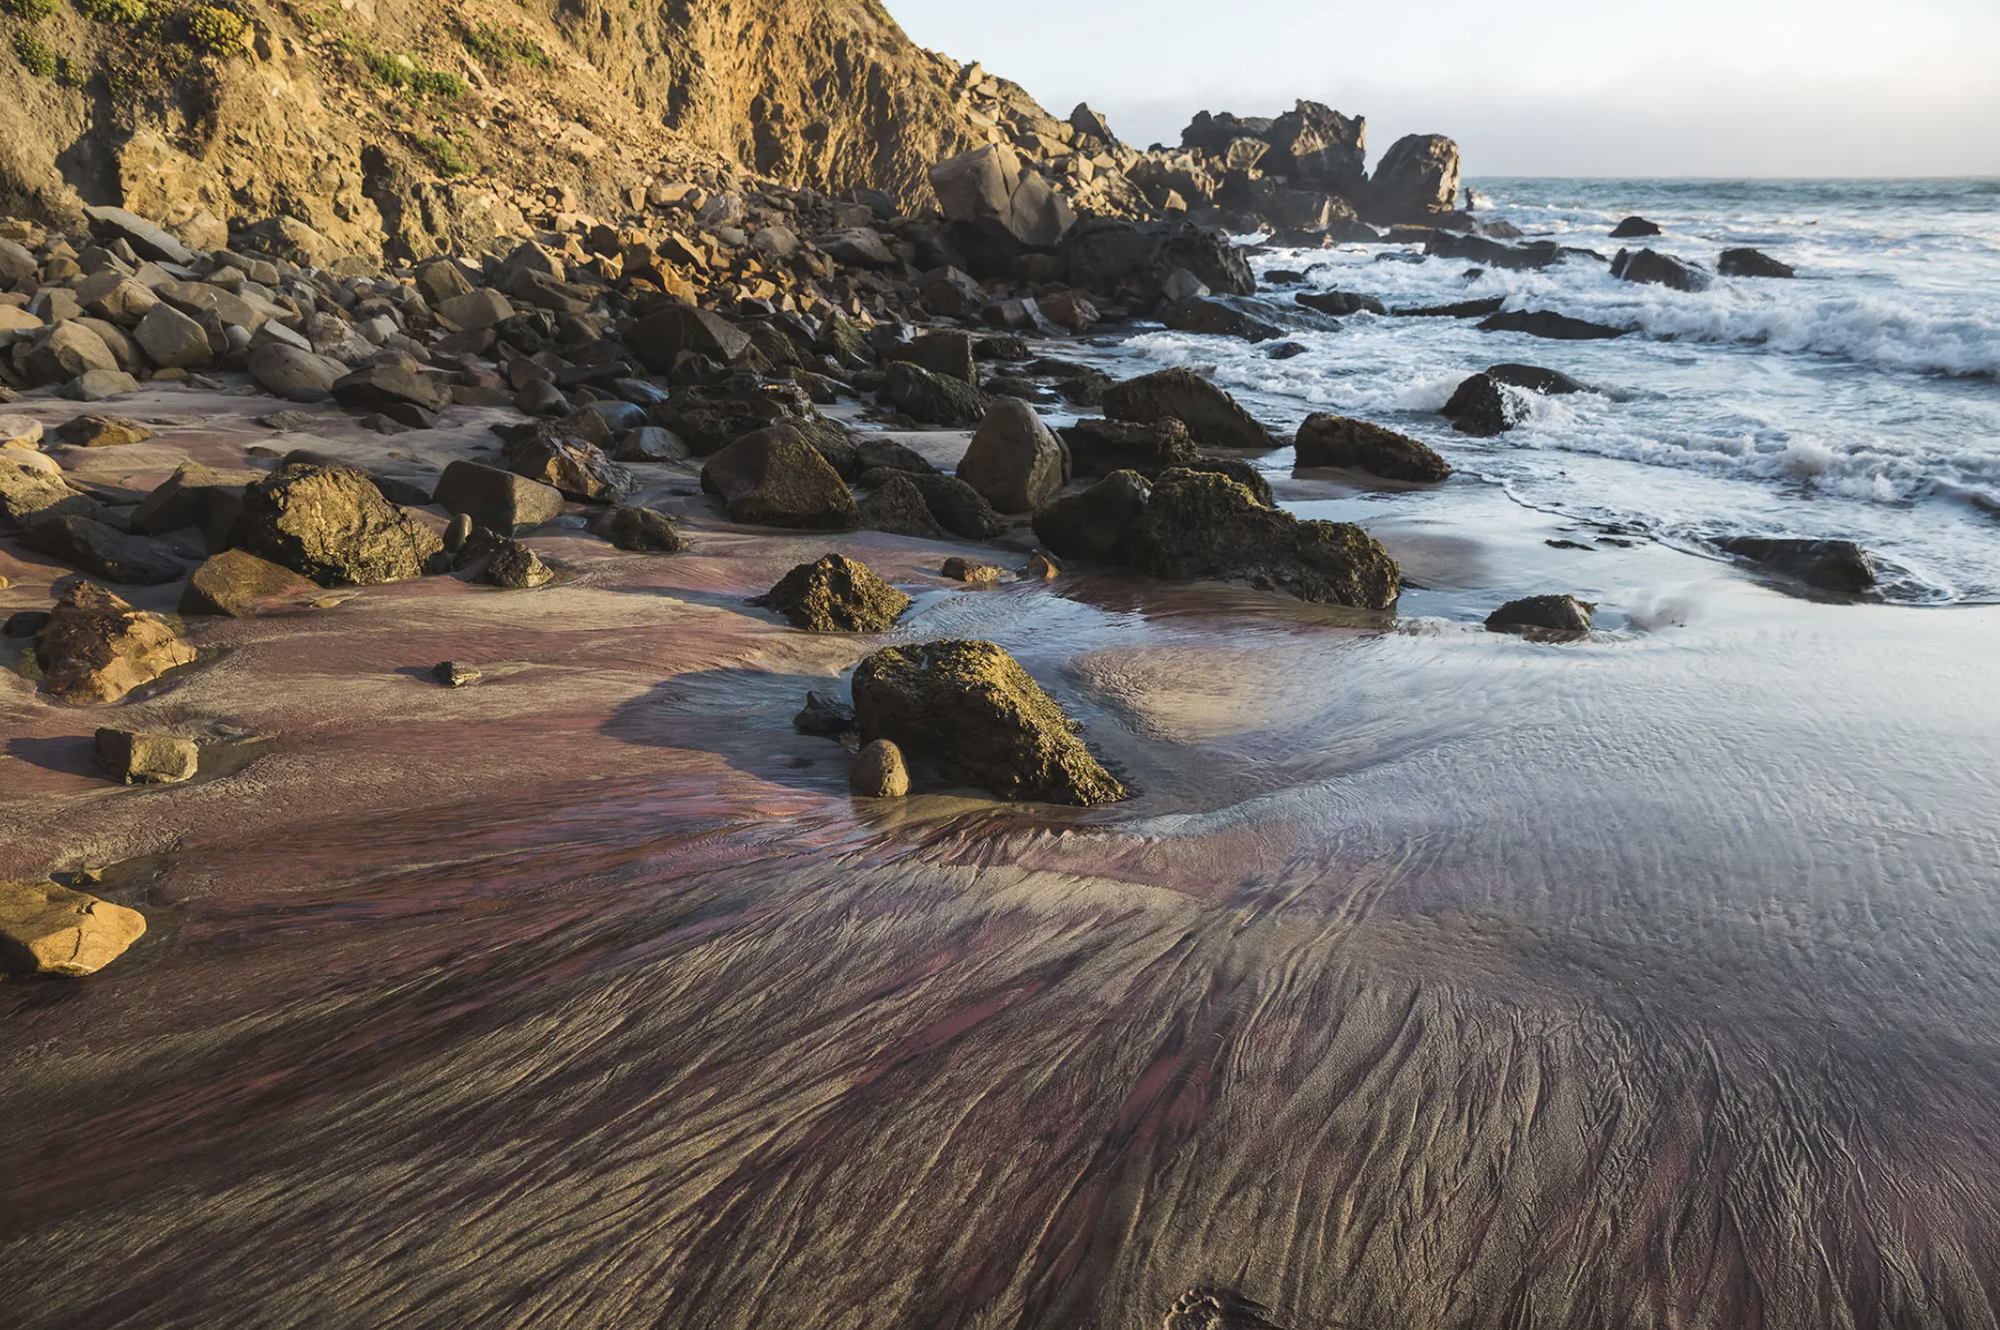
[4,392,2000,1328]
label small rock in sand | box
[849,739,911,797]
[432,661,482,688]
[752,554,910,633]
[94,728,198,784]
[941,556,1005,584]
[0,879,147,978]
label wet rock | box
[240,463,443,586]
[1610,216,1663,238]
[55,415,154,448]
[35,581,197,703]
[1487,364,1585,395]
[1021,552,1060,580]
[1395,296,1508,319]
[624,305,752,372]
[861,469,1004,540]
[1101,368,1275,451]
[1032,469,1151,564]
[330,363,446,427]
[1062,417,1197,478]
[1369,134,1462,221]
[959,399,1065,513]
[593,504,687,553]
[1294,415,1451,481]
[1131,469,1400,609]
[248,344,347,402]
[1713,537,1876,592]
[701,425,859,529]
[941,556,1006,584]
[1486,594,1594,634]
[1478,309,1630,340]
[16,515,186,585]
[1160,296,1283,342]
[1295,290,1387,317]
[1440,373,1513,436]
[1611,248,1712,293]
[0,879,147,978]
[751,553,910,633]
[94,728,198,784]
[483,540,554,589]
[1719,248,1796,279]
[516,378,571,418]
[879,361,989,427]
[501,424,637,503]
[860,474,950,539]
[436,460,565,533]
[614,426,689,463]
[854,437,935,476]
[852,639,1124,805]
[1266,342,1308,361]
[849,739,911,797]
[1063,218,1255,315]
[432,660,482,688]
[1040,291,1099,332]
[793,690,858,740]
[179,549,320,618]
[1180,458,1275,507]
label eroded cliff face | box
[0,0,1019,259]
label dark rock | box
[482,540,554,589]
[879,361,990,427]
[16,515,186,585]
[1440,374,1513,436]
[959,399,1065,513]
[859,469,1004,539]
[700,426,859,529]
[852,639,1124,805]
[1295,290,1387,317]
[1179,458,1275,507]
[1062,218,1254,314]
[5,611,52,637]
[1368,134,1461,222]
[1160,296,1283,342]
[330,363,446,426]
[240,463,443,586]
[94,728,198,784]
[860,474,950,539]
[516,378,572,418]
[432,661,481,688]
[854,438,934,475]
[614,426,689,463]
[794,690,858,739]
[882,330,977,385]
[1486,594,1594,634]
[1062,417,1198,478]
[1294,416,1452,481]
[1478,310,1630,340]
[1425,233,1596,271]
[1032,470,1151,564]
[501,424,637,502]
[751,553,910,633]
[1611,248,1712,292]
[1487,364,1585,395]
[179,549,320,617]
[129,464,259,550]
[624,305,752,372]
[593,505,687,553]
[649,384,795,457]
[34,581,197,704]
[1719,248,1797,279]
[973,335,1031,363]
[1265,342,1309,361]
[1130,469,1400,609]
[1395,296,1506,319]
[435,460,565,533]
[1713,537,1876,593]
[1101,368,1275,451]
[1609,216,1663,239]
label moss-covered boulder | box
[1131,469,1400,609]
[1295,414,1452,481]
[851,639,1125,805]
[752,554,910,632]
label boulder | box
[849,739,910,797]
[593,505,687,552]
[331,363,446,427]
[1032,470,1151,564]
[1062,417,1197,478]
[1,414,43,449]
[1130,469,1400,609]
[1611,248,1712,292]
[35,581,197,703]
[55,415,154,448]
[240,463,443,586]
[879,361,989,427]
[94,728,199,784]
[24,322,119,386]
[1160,296,1282,342]
[1179,457,1275,507]
[1719,248,1796,279]
[851,639,1125,805]
[700,426,859,529]
[179,548,321,617]
[958,399,1066,514]
[1101,368,1275,451]
[1609,216,1663,238]
[1396,296,1508,319]
[859,474,950,539]
[435,459,565,532]
[69,370,143,402]
[883,330,977,385]
[941,556,1006,584]
[815,228,897,269]
[854,437,936,475]
[1295,290,1386,317]
[1294,416,1451,481]
[624,305,753,371]
[16,514,187,584]
[436,289,515,331]
[1713,537,1876,593]
[794,690,858,738]
[0,879,147,978]
[615,426,689,463]
[132,302,214,368]
[482,539,554,589]
[131,463,260,547]
[1478,310,1630,340]
[751,554,910,633]
[1063,218,1255,314]
[0,457,105,525]
[1440,374,1513,436]
[501,424,637,503]
[1369,134,1461,221]
[1487,364,1585,395]
[1486,594,1594,634]
[83,206,195,263]
[862,470,1004,539]
[248,344,347,401]
[929,144,1076,249]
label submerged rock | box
[241,463,443,587]
[1294,415,1452,481]
[793,690,857,738]
[1478,309,1630,341]
[1295,290,1386,317]
[1487,363,1585,395]
[1609,216,1663,238]
[94,728,198,784]
[36,581,197,704]
[701,425,859,529]
[1131,469,1400,609]
[1440,374,1514,436]
[1714,537,1876,592]
[1101,368,1275,451]
[1486,594,1594,635]
[849,739,911,797]
[751,554,910,633]
[851,639,1125,805]
[958,399,1066,513]
[1719,248,1797,279]
[0,879,147,978]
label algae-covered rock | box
[1485,594,1594,635]
[1294,414,1451,481]
[240,463,443,587]
[851,638,1125,805]
[751,554,910,632]
[849,739,911,797]
[1131,469,1400,609]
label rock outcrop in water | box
[1714,537,1877,593]
[1294,415,1451,482]
[851,638,1125,804]
[751,554,910,632]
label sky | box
[887,0,2000,178]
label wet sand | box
[5,391,2000,1329]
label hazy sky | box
[889,0,2000,177]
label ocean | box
[1084,177,2000,604]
